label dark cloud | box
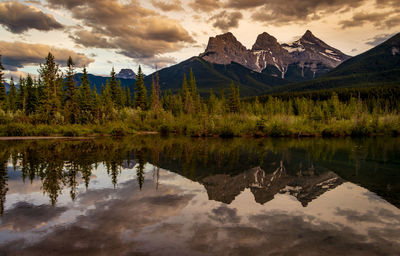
[225,0,266,9]
[187,212,400,255]
[69,30,114,49]
[335,207,400,224]
[46,0,194,68]
[384,15,400,28]
[250,0,368,25]
[0,1,64,33]
[208,205,241,224]
[0,202,67,231]
[189,0,221,12]
[339,12,391,28]
[151,0,184,12]
[210,11,243,31]
[366,34,395,46]
[0,41,94,70]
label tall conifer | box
[134,66,147,109]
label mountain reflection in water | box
[0,137,399,255]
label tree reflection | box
[0,151,8,215]
[135,149,146,190]
[0,136,398,211]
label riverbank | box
[1,112,399,138]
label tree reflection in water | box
[0,136,399,213]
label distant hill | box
[269,33,400,93]
[143,57,289,97]
[73,73,135,92]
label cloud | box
[365,33,395,46]
[0,202,67,231]
[46,0,194,68]
[210,11,243,31]
[3,70,37,82]
[0,1,64,33]
[0,41,94,70]
[137,56,176,69]
[225,0,266,9]
[151,0,184,12]
[189,0,221,12]
[0,178,195,255]
[208,205,241,224]
[248,0,368,25]
[339,11,391,29]
[69,30,114,49]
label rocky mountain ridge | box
[116,68,136,80]
[200,30,351,80]
[202,163,343,206]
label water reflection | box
[0,137,399,255]
[0,137,399,209]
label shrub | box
[111,127,125,137]
[159,124,170,136]
[5,123,27,136]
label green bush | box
[159,124,170,136]
[5,123,27,136]
[111,127,125,137]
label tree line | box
[0,52,399,137]
[0,53,241,124]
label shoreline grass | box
[1,110,398,138]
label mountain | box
[73,73,135,92]
[202,165,343,206]
[200,30,350,82]
[269,32,400,93]
[143,56,288,97]
[4,82,10,93]
[116,68,136,80]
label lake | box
[0,136,399,255]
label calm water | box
[0,136,399,255]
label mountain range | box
[201,30,350,81]
[272,32,400,93]
[68,30,400,96]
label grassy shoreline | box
[1,114,398,138]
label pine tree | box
[64,56,79,123]
[189,68,197,97]
[228,82,240,113]
[181,74,188,103]
[78,66,93,123]
[133,66,147,109]
[188,69,200,112]
[0,55,5,109]
[150,73,161,111]
[38,52,61,122]
[8,77,17,112]
[103,80,113,115]
[109,67,122,108]
[64,56,76,103]
[181,74,194,114]
[125,86,132,107]
[25,74,38,115]
[16,76,26,111]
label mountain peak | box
[206,32,245,50]
[301,30,317,41]
[252,32,279,51]
[116,68,136,80]
[201,32,248,65]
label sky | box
[0,0,399,80]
